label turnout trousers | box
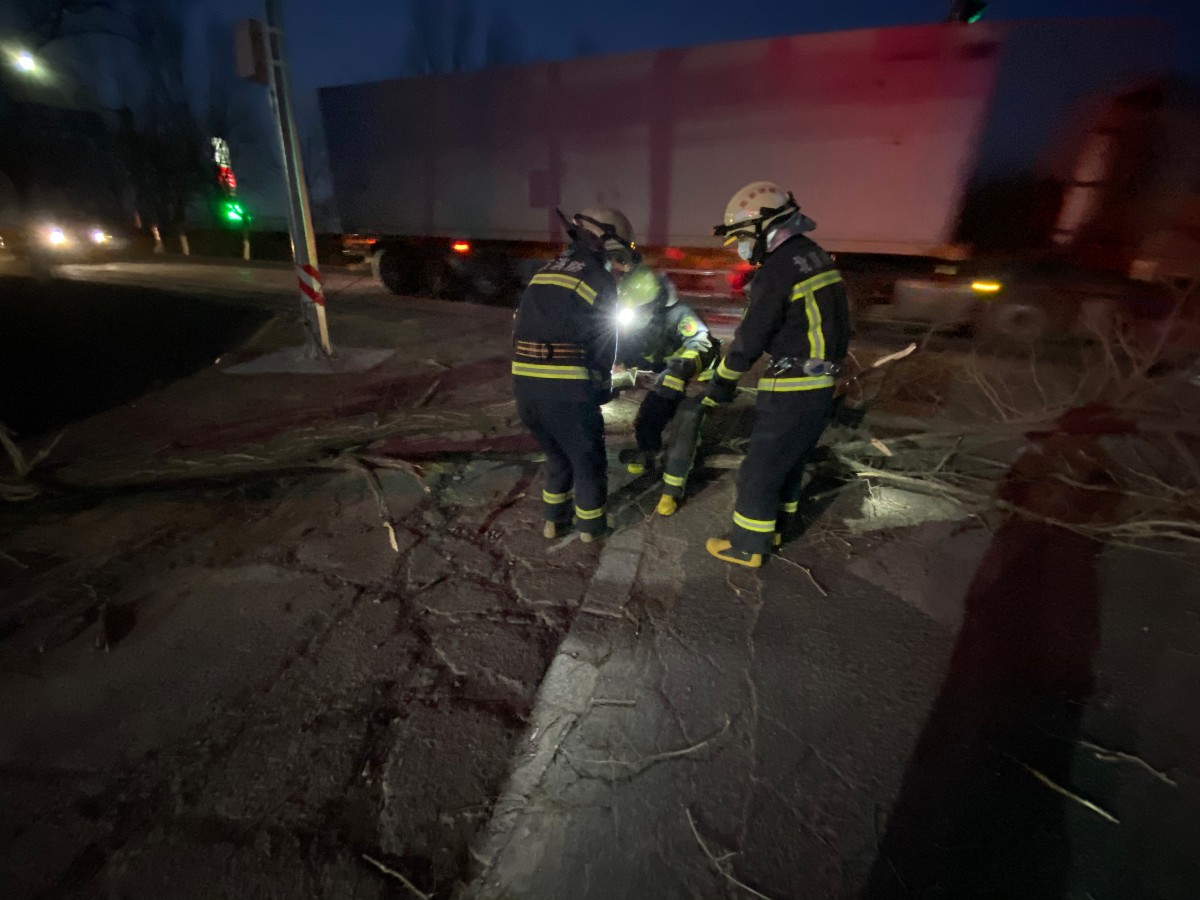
[659,397,707,500]
[729,388,834,555]
[515,386,609,536]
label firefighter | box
[612,266,719,516]
[513,207,637,542]
[702,182,852,568]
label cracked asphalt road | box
[1,460,613,898]
[2,264,1199,899]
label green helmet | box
[617,266,661,310]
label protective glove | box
[610,369,636,391]
[702,377,737,407]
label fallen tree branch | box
[1079,739,1178,787]
[686,808,776,900]
[1013,758,1120,825]
[1,424,65,502]
[562,716,731,781]
[360,852,432,899]
[414,377,444,409]
[774,557,828,596]
[339,456,402,552]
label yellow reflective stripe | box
[717,358,743,380]
[530,272,597,305]
[733,511,776,533]
[789,271,843,301]
[575,505,607,520]
[779,500,799,514]
[805,292,825,359]
[543,489,573,505]
[790,271,841,358]
[663,473,686,487]
[675,349,701,361]
[701,396,719,407]
[512,362,590,380]
[756,375,835,392]
[696,369,714,382]
[661,375,685,392]
[530,273,581,290]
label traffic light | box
[948,1,987,23]
[221,199,249,226]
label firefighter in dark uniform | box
[703,181,852,568]
[612,266,719,517]
[512,207,637,542]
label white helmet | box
[571,207,638,268]
[714,181,801,264]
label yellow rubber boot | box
[656,494,678,516]
[626,461,646,476]
[579,520,614,543]
[543,521,561,539]
[705,538,763,569]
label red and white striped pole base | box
[296,263,333,357]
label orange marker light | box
[971,280,1002,293]
[452,241,471,254]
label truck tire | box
[980,302,1050,342]
[375,245,424,296]
[468,251,518,305]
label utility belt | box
[766,356,844,378]
[513,340,586,361]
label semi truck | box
[319,18,1199,339]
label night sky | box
[177,0,1200,223]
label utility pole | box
[236,4,332,358]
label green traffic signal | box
[948,0,986,22]
[221,200,248,225]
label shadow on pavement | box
[866,415,1122,898]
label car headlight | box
[47,227,68,246]
[90,229,110,244]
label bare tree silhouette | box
[403,0,522,75]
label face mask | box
[737,239,755,262]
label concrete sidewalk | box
[468,476,1200,899]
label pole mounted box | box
[234,19,268,85]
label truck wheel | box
[375,246,422,296]
[468,251,517,305]
[981,302,1050,342]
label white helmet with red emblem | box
[714,181,812,265]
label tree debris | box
[415,377,444,409]
[1079,739,1178,787]
[686,807,776,900]
[360,852,433,899]
[562,715,731,780]
[1015,759,1120,824]
[1,423,64,502]
[774,557,828,596]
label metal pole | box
[263,0,332,357]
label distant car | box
[26,220,127,258]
